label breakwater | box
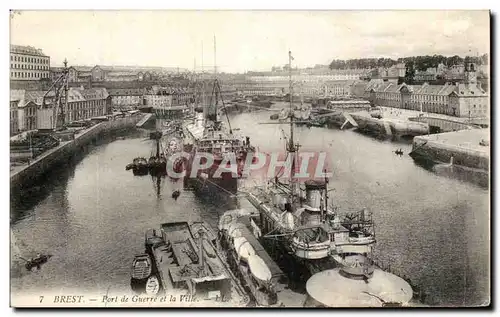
[410,129,489,187]
[10,114,144,193]
[410,129,489,171]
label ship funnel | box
[304,180,326,210]
[339,254,374,281]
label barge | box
[130,221,250,307]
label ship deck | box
[152,222,248,306]
[238,216,284,279]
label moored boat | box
[24,254,52,271]
[131,221,250,307]
[130,254,154,293]
[183,39,256,196]
[126,157,149,176]
[245,51,376,285]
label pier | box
[410,129,489,172]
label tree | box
[481,53,489,65]
[404,61,415,84]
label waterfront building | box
[10,45,51,81]
[10,89,37,133]
[73,87,111,120]
[144,94,174,108]
[109,88,147,108]
[321,80,358,97]
[18,101,38,131]
[366,63,488,118]
[10,87,110,131]
[10,100,19,135]
[232,80,285,96]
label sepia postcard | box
[9,10,490,308]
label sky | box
[10,10,490,73]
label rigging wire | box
[215,80,233,134]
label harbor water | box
[10,107,489,306]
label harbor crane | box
[39,59,70,131]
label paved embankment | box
[10,114,144,192]
[410,129,489,171]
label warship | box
[243,52,416,307]
[245,51,377,282]
[182,37,255,196]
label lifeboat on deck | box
[233,236,256,262]
[248,254,272,283]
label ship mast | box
[288,51,298,204]
[202,41,206,118]
[214,35,217,79]
[213,35,219,122]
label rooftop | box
[10,45,48,57]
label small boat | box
[130,254,154,293]
[24,254,52,271]
[171,190,181,200]
[127,157,149,176]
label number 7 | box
[39,296,44,303]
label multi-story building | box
[10,90,24,135]
[232,80,285,96]
[109,88,147,107]
[444,64,466,81]
[51,66,80,82]
[150,86,196,106]
[25,88,111,129]
[10,89,37,132]
[367,63,488,118]
[14,90,39,131]
[10,100,19,135]
[144,94,173,109]
[19,101,38,131]
[321,80,358,97]
[10,45,51,81]
[376,63,406,82]
[73,88,110,120]
[414,70,437,82]
[414,63,447,82]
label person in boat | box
[172,190,180,201]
